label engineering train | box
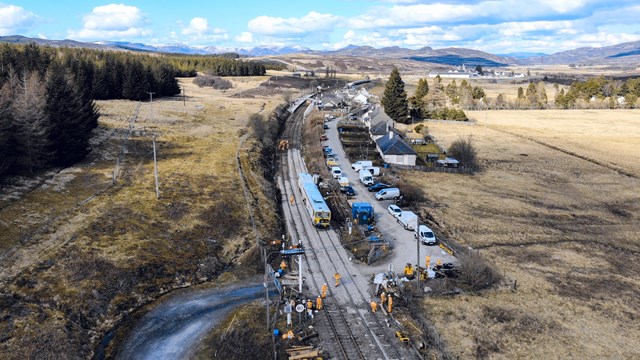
[298,173,331,228]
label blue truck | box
[351,202,374,225]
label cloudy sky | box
[1,0,639,53]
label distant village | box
[428,64,526,79]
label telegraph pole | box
[147,91,156,122]
[152,134,160,199]
[416,216,420,292]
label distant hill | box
[2,35,640,66]
[318,44,513,66]
[98,41,310,57]
[516,40,640,64]
[498,52,548,59]
[0,35,114,50]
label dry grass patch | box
[467,109,640,177]
[403,114,640,359]
[0,75,283,359]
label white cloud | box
[497,20,576,36]
[0,4,40,36]
[248,11,342,37]
[181,17,226,36]
[68,4,151,40]
[537,0,588,13]
[235,31,254,43]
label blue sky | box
[1,1,639,53]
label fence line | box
[389,164,471,174]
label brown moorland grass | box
[397,113,640,359]
[0,77,282,358]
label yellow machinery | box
[278,139,289,151]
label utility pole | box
[147,91,156,121]
[297,253,303,293]
[416,216,420,292]
[152,134,160,199]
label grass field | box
[0,76,282,358]
[398,110,640,359]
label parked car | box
[415,225,437,245]
[387,204,402,218]
[323,124,329,130]
[331,166,342,179]
[368,183,390,192]
[375,187,400,200]
[340,185,356,197]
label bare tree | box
[448,136,479,172]
[11,71,51,173]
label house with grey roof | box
[375,131,418,166]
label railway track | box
[276,102,419,359]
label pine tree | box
[413,78,429,102]
[445,80,459,104]
[381,67,408,123]
[122,60,150,100]
[46,62,98,166]
[409,78,429,120]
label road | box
[322,115,458,275]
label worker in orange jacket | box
[370,301,378,313]
[321,283,328,298]
[334,272,341,287]
[316,295,323,310]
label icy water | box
[101,281,275,360]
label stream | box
[102,281,276,360]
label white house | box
[375,131,417,166]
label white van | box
[358,170,374,186]
[351,160,373,172]
[361,166,380,176]
[374,187,400,200]
[415,225,437,245]
[397,211,417,231]
[331,167,342,179]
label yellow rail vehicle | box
[298,173,331,228]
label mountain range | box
[1,35,639,66]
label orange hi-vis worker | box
[380,291,387,305]
[370,301,378,313]
[436,258,442,267]
[306,299,314,310]
[425,255,431,268]
[387,294,394,313]
[321,283,328,298]
[334,272,341,287]
[289,195,295,205]
[316,296,323,310]
[280,260,287,271]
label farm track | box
[277,102,418,359]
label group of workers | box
[403,256,444,281]
[370,290,394,314]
